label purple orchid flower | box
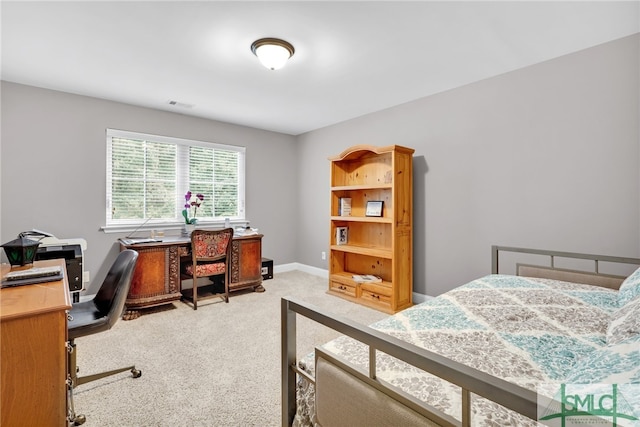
[182,190,204,224]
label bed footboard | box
[314,350,442,427]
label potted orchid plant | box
[182,191,204,234]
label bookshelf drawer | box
[360,282,391,297]
[330,281,357,297]
[361,289,391,307]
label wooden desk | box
[120,234,263,318]
[1,259,71,427]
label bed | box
[281,246,640,427]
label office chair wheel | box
[131,368,142,378]
[73,414,87,425]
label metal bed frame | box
[282,246,640,427]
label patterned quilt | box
[294,274,640,426]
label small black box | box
[261,257,273,280]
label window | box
[106,129,245,229]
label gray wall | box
[2,34,639,298]
[296,34,640,296]
[1,82,298,293]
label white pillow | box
[618,266,640,307]
[607,296,640,345]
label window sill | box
[101,219,248,234]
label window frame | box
[103,128,245,233]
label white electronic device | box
[20,230,89,302]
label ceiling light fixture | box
[250,38,295,71]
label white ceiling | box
[2,1,638,135]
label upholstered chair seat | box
[184,262,226,276]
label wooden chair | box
[181,228,234,310]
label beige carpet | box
[74,270,388,426]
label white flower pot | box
[183,224,196,237]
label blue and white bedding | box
[294,272,640,426]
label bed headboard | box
[491,245,640,290]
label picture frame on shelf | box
[336,227,348,245]
[365,201,383,217]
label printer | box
[22,230,88,302]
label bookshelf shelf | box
[329,244,393,259]
[331,184,393,191]
[330,216,393,223]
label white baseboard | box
[412,293,433,304]
[274,263,429,303]
[274,262,328,278]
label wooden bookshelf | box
[328,144,414,313]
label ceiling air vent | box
[167,100,194,109]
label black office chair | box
[67,249,140,426]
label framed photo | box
[336,227,348,245]
[365,201,383,217]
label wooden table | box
[120,234,264,318]
[1,259,71,427]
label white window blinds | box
[106,129,245,227]
[187,145,240,218]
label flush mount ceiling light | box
[250,38,295,71]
